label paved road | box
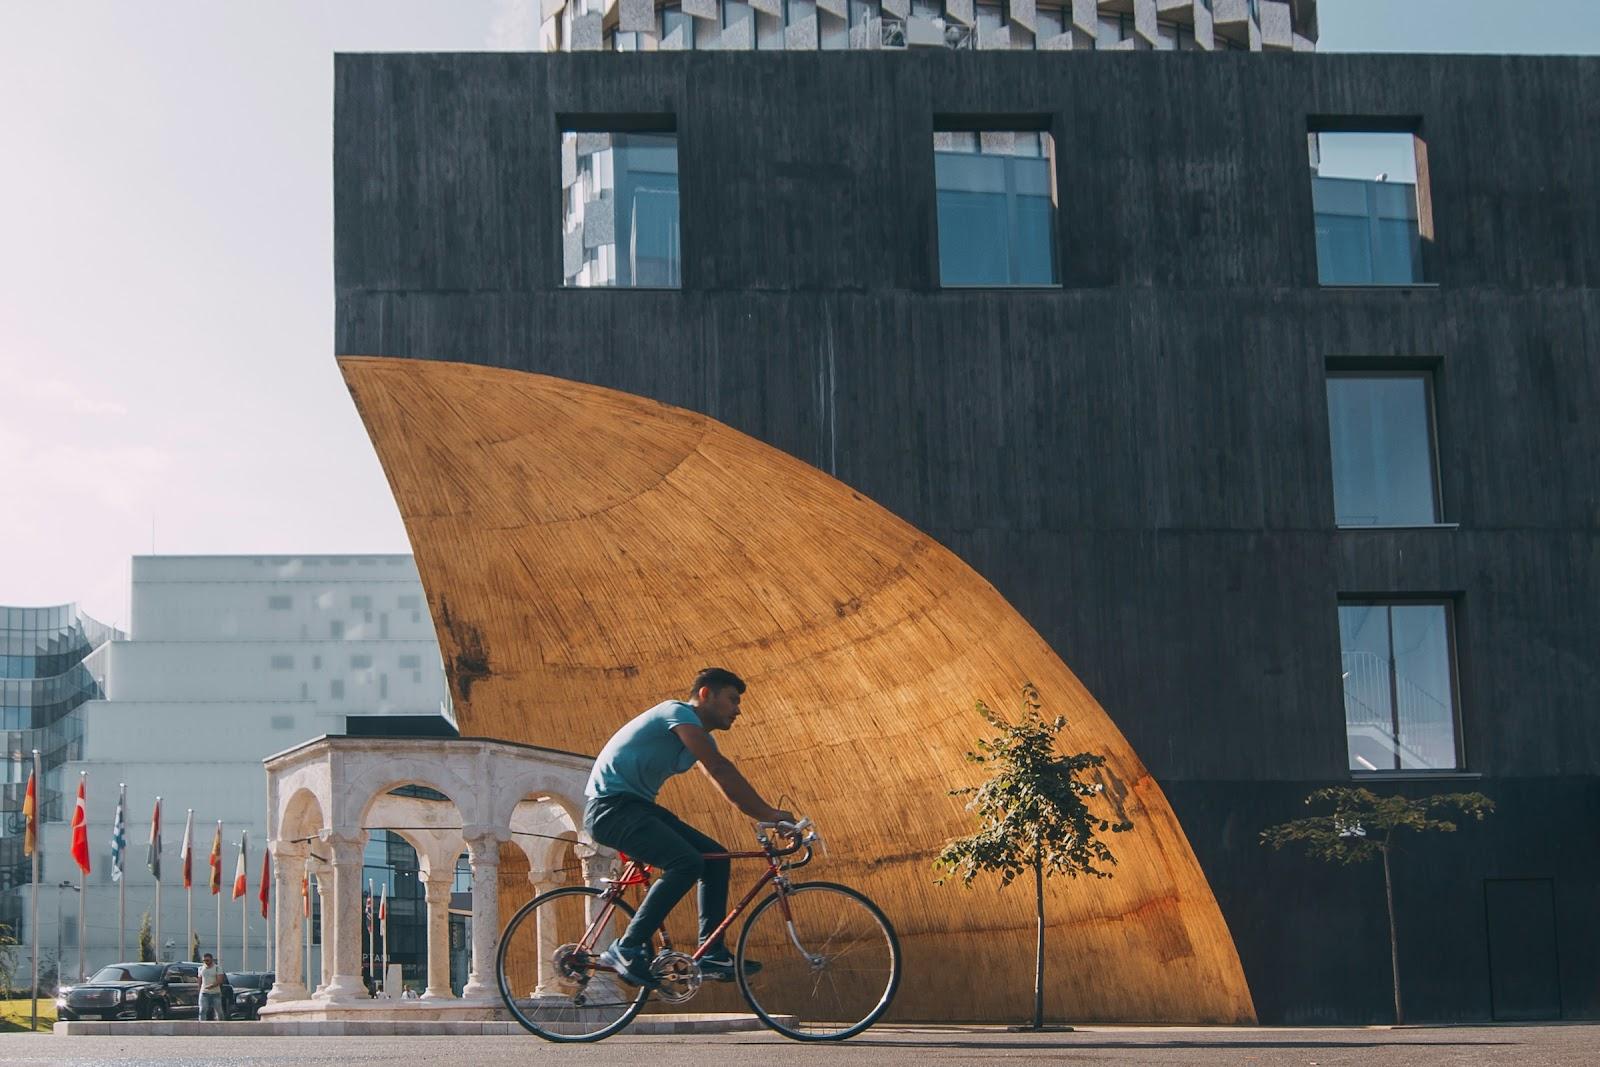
[7,1025,1598,1066]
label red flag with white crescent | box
[71,776,92,874]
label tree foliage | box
[138,912,154,963]
[1259,787,1494,863]
[934,683,1133,887]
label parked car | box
[226,971,274,1020]
[56,961,233,1021]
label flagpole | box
[381,884,388,996]
[152,796,162,960]
[75,771,89,982]
[215,822,223,967]
[28,750,40,1031]
[182,808,194,962]
[241,831,249,971]
[117,783,127,961]
[303,861,312,995]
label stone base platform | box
[54,1011,777,1036]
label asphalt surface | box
[9,1024,1599,1066]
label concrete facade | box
[335,51,1600,1023]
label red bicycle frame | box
[579,837,806,966]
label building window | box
[351,654,373,670]
[1339,601,1461,773]
[398,655,422,670]
[659,4,696,47]
[270,655,295,670]
[331,679,345,700]
[330,620,344,639]
[562,128,680,288]
[1310,128,1430,285]
[934,129,1059,287]
[1326,372,1441,526]
[268,595,292,611]
[351,595,372,610]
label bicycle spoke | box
[497,886,650,1042]
[736,882,900,1041]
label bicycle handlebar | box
[754,816,825,858]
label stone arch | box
[280,787,327,844]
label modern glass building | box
[0,605,119,922]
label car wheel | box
[149,1002,168,1020]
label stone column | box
[460,827,505,1000]
[309,856,334,995]
[266,840,309,1003]
[420,871,456,1000]
[527,867,561,996]
[572,841,625,1003]
[319,829,369,1001]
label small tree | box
[138,912,155,962]
[1261,787,1493,1024]
[190,931,201,963]
[934,684,1132,1030]
[0,922,16,995]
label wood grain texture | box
[340,354,1255,1023]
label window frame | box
[1325,365,1448,529]
[1307,118,1435,289]
[555,116,683,291]
[1337,596,1466,777]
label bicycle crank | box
[649,951,702,1004]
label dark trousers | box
[584,794,730,953]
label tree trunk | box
[1033,855,1045,1030]
[1382,842,1403,1025]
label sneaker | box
[598,940,659,988]
[699,950,762,983]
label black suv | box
[226,971,274,1020]
[57,961,233,1021]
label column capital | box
[461,824,508,849]
[269,838,309,860]
[319,827,367,861]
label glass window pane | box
[935,131,1059,287]
[1327,376,1439,526]
[1389,605,1456,770]
[1340,602,1460,772]
[1340,604,1397,772]
[1311,131,1425,286]
[563,131,680,289]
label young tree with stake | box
[1260,787,1493,1024]
[934,684,1132,1030]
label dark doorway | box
[1483,878,1561,1021]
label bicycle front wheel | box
[497,886,649,1042]
[735,881,901,1041]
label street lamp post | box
[54,882,79,988]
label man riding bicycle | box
[584,667,793,988]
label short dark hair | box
[689,667,745,698]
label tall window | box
[1310,128,1430,285]
[1326,372,1441,526]
[562,129,681,288]
[1338,601,1461,773]
[934,129,1059,287]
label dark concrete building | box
[334,51,1600,1023]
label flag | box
[259,848,271,919]
[232,832,248,899]
[180,810,194,890]
[379,882,387,934]
[110,784,127,882]
[71,775,91,873]
[364,886,373,940]
[208,822,223,895]
[147,796,162,881]
[20,769,36,857]
[301,871,310,918]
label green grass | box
[0,997,58,1032]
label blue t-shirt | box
[585,700,715,802]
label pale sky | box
[4,1,1599,628]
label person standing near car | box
[198,953,225,1021]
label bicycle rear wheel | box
[735,881,901,1041]
[497,886,649,1042]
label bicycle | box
[495,818,901,1042]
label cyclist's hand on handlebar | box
[763,807,795,826]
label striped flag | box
[147,796,162,881]
[180,810,194,889]
[110,784,127,882]
[20,769,36,857]
[208,822,223,895]
[259,848,271,919]
[232,832,248,899]
[71,775,91,873]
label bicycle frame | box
[578,837,810,967]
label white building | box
[23,555,450,983]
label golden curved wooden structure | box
[339,355,1256,1024]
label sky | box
[4,0,1600,628]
